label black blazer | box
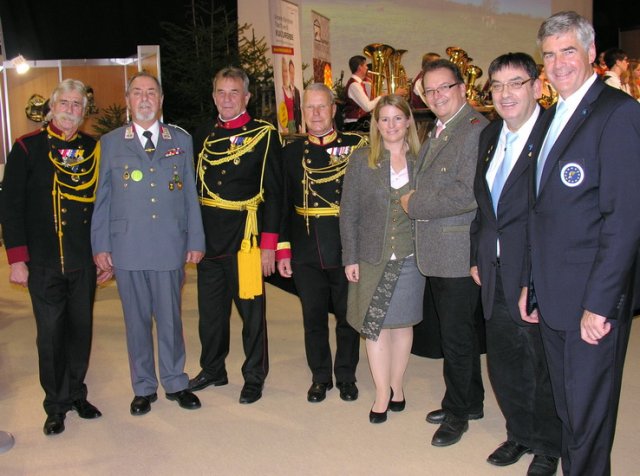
[470,108,546,324]
[530,79,640,330]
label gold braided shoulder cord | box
[49,142,100,272]
[197,124,274,243]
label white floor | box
[0,262,638,475]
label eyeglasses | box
[423,83,461,98]
[489,78,533,94]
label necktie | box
[142,130,155,158]
[491,132,518,214]
[536,102,567,192]
[434,122,445,138]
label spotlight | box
[11,55,30,74]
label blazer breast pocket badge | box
[560,162,584,187]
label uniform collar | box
[47,122,79,142]
[307,129,337,146]
[217,111,251,129]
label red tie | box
[435,123,445,138]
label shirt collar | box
[217,111,251,129]
[133,121,160,145]
[307,129,337,146]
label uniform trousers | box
[114,268,189,396]
[28,264,96,415]
[291,263,359,384]
[539,311,631,476]
[486,271,560,456]
[197,256,268,385]
[428,276,484,418]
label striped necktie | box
[143,130,155,158]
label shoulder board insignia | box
[470,117,480,125]
[166,123,191,137]
[125,125,135,139]
[161,126,172,140]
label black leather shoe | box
[166,389,201,410]
[369,407,388,424]
[130,393,158,416]
[43,413,66,435]
[188,371,229,391]
[336,382,358,401]
[426,408,484,424]
[71,399,102,419]
[431,416,469,447]
[527,455,559,476]
[487,440,532,466]
[389,397,406,412]
[307,382,333,402]
[239,382,263,404]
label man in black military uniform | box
[277,83,366,403]
[1,79,108,435]
[189,67,283,404]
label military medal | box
[131,170,143,182]
[71,174,80,183]
[123,171,130,180]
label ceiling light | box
[11,55,30,74]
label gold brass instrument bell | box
[446,46,484,105]
[363,43,409,98]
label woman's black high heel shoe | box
[389,388,406,412]
[369,389,393,423]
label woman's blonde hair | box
[368,94,420,168]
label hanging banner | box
[269,0,304,134]
[311,11,331,87]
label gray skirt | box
[347,255,425,340]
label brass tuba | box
[465,65,483,103]
[363,43,394,99]
[389,49,409,95]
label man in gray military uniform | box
[91,72,205,415]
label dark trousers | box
[486,271,560,456]
[429,276,484,418]
[291,263,359,384]
[539,314,631,476]
[197,256,268,384]
[28,265,96,415]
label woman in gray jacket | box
[340,95,425,423]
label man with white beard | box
[92,72,205,416]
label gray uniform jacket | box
[91,122,205,270]
[408,103,488,277]
[340,148,416,266]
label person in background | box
[343,55,382,132]
[277,83,366,403]
[92,72,204,416]
[341,95,425,424]
[602,47,631,95]
[410,52,441,108]
[1,79,106,436]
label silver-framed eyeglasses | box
[489,78,533,94]
[423,83,461,98]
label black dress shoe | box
[166,389,201,410]
[336,382,358,401]
[487,440,532,466]
[369,390,391,424]
[239,382,263,404]
[43,414,66,435]
[307,382,333,402]
[130,393,158,416]
[71,399,102,419]
[188,371,229,392]
[389,398,406,412]
[426,408,484,424]
[431,416,469,447]
[527,455,559,476]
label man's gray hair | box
[213,67,250,94]
[45,79,88,121]
[126,71,163,96]
[303,83,335,104]
[537,11,595,51]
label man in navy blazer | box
[92,72,205,416]
[521,12,640,475]
[470,53,560,476]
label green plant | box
[92,103,127,137]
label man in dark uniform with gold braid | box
[189,67,283,404]
[277,83,365,402]
[1,79,108,435]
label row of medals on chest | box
[121,163,183,190]
[303,144,349,205]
